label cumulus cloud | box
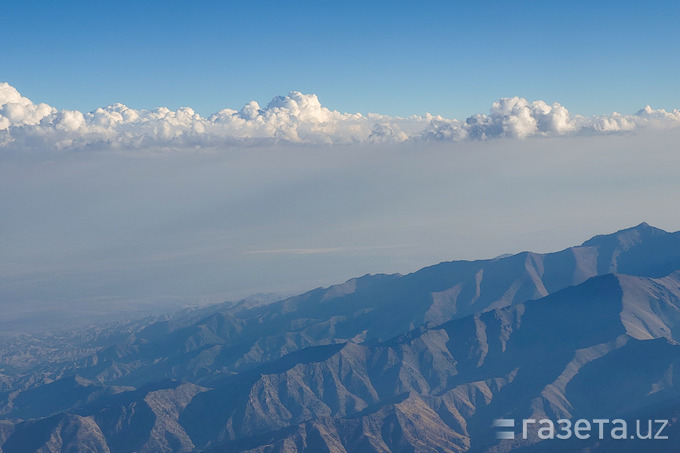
[0,83,55,131]
[1,81,680,150]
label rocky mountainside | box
[2,223,680,452]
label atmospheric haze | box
[1,109,679,330]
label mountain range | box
[2,222,680,452]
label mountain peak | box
[581,222,666,247]
[579,223,680,278]
[630,221,651,232]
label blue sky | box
[4,1,679,118]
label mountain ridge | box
[2,223,680,452]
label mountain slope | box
[168,272,680,451]
[2,224,680,452]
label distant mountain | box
[2,223,680,452]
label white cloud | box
[1,81,680,150]
[0,83,55,129]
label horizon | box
[2,127,680,331]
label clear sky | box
[4,1,680,118]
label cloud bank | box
[1,82,680,150]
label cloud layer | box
[2,82,680,150]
